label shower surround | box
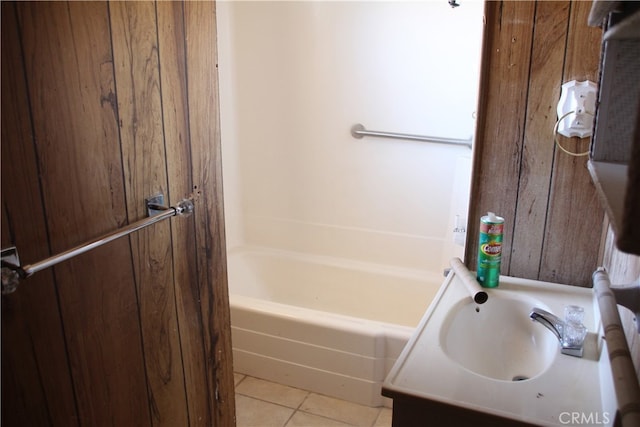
[217,0,483,406]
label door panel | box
[109,2,189,424]
[1,2,234,426]
[156,2,216,424]
[17,3,150,423]
[1,4,80,425]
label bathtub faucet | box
[530,308,585,358]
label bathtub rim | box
[230,293,416,345]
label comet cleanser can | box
[477,212,504,288]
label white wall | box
[218,1,484,273]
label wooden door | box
[1,2,235,426]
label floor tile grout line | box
[235,393,297,427]
[287,408,364,427]
[294,389,311,411]
[235,373,310,410]
[235,392,303,412]
[234,374,248,388]
[235,373,390,427]
[236,393,382,427]
[282,407,296,427]
[372,406,388,427]
[235,394,355,427]
[291,404,383,427]
[368,407,382,427]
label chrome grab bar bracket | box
[350,123,366,139]
[146,193,168,217]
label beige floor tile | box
[286,411,354,427]
[236,376,309,409]
[373,407,393,427]
[235,394,294,427]
[299,394,381,427]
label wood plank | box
[108,2,188,425]
[601,223,640,387]
[184,2,236,425]
[156,2,213,425]
[539,0,604,286]
[1,4,78,424]
[602,224,640,284]
[16,2,151,424]
[467,1,536,275]
[509,1,570,279]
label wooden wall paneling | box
[468,1,605,286]
[184,2,236,425]
[16,2,151,424]
[467,1,536,274]
[539,1,604,286]
[1,4,78,425]
[156,2,213,425]
[601,221,640,284]
[108,2,188,425]
[509,1,570,279]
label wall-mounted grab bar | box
[1,196,194,295]
[350,123,472,149]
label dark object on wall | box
[588,1,640,255]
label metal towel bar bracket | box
[351,123,472,149]
[1,194,194,295]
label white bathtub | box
[227,247,444,407]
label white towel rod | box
[351,123,472,149]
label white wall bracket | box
[556,80,597,138]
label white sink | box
[383,272,617,426]
[441,295,557,381]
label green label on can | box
[477,216,504,288]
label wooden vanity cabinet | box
[381,389,538,427]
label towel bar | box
[1,195,194,295]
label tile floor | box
[234,373,392,427]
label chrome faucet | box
[530,308,585,357]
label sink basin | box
[382,272,617,426]
[440,296,557,381]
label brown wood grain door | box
[1,2,235,426]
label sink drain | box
[512,375,529,381]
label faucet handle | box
[562,322,587,352]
